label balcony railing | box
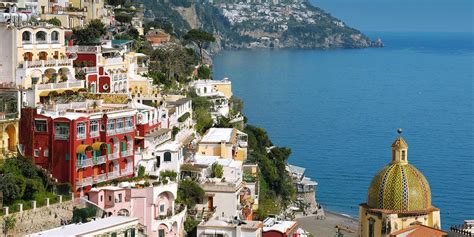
[76,177,93,188]
[21,59,73,69]
[90,131,99,138]
[124,127,134,132]
[77,46,101,53]
[93,155,107,165]
[121,150,133,157]
[120,168,133,177]
[107,129,116,136]
[93,174,107,183]
[76,133,86,140]
[55,133,69,140]
[0,112,18,121]
[35,80,84,91]
[108,171,119,180]
[109,152,120,160]
[76,159,93,169]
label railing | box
[0,112,18,121]
[121,150,133,157]
[120,168,133,176]
[93,174,107,183]
[124,127,134,132]
[66,46,78,53]
[21,59,73,69]
[77,46,101,53]
[107,129,117,136]
[76,133,86,140]
[108,171,119,180]
[35,80,84,91]
[55,133,69,140]
[76,177,93,188]
[93,155,107,165]
[109,152,120,160]
[90,131,99,138]
[76,159,93,169]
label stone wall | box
[0,199,79,236]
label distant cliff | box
[141,0,383,51]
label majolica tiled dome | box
[367,136,432,212]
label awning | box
[92,142,106,151]
[76,144,93,153]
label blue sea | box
[213,32,474,228]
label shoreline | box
[296,209,359,237]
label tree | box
[137,165,145,178]
[183,29,216,63]
[211,162,223,178]
[197,65,211,79]
[47,17,61,26]
[3,216,16,237]
[0,173,26,205]
[115,13,132,24]
[177,179,204,208]
[73,20,106,45]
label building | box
[359,133,442,237]
[190,79,233,99]
[27,216,141,237]
[197,128,247,161]
[287,164,318,215]
[448,220,474,237]
[0,89,20,160]
[262,217,299,237]
[19,100,136,195]
[88,183,186,237]
[145,29,171,48]
[197,216,263,237]
[389,224,447,237]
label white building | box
[197,216,262,237]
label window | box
[100,195,103,202]
[107,119,115,131]
[109,195,112,201]
[65,153,69,161]
[118,194,122,203]
[368,218,375,237]
[90,121,99,136]
[22,31,31,42]
[34,149,39,157]
[111,233,117,237]
[164,152,171,162]
[51,31,59,42]
[76,122,86,139]
[160,204,165,214]
[158,229,165,237]
[156,156,160,168]
[55,122,69,140]
[44,149,49,157]
[125,117,133,128]
[35,31,47,42]
[35,120,47,132]
[402,150,406,161]
[117,118,124,130]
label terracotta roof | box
[390,224,447,237]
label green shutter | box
[65,153,69,161]
[131,228,135,237]
[124,230,128,237]
[121,142,126,151]
[107,144,111,154]
[111,233,117,237]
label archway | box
[156,191,175,218]
[58,68,70,82]
[5,124,16,152]
[44,68,57,83]
[118,209,130,216]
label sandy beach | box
[296,211,359,237]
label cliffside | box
[142,0,383,50]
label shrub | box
[211,162,223,178]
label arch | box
[158,224,169,237]
[155,191,175,218]
[113,83,118,92]
[35,31,47,43]
[23,52,33,61]
[170,222,179,236]
[38,51,48,61]
[109,137,119,153]
[5,124,16,152]
[164,151,171,162]
[117,209,130,216]
[118,82,123,92]
[51,31,59,42]
[58,68,70,82]
[44,68,57,83]
[22,31,31,42]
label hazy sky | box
[311,0,473,33]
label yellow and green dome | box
[367,136,432,212]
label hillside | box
[141,0,383,50]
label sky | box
[310,0,474,33]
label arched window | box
[51,31,59,42]
[22,31,31,42]
[164,152,171,162]
[36,31,47,43]
[368,218,375,237]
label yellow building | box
[197,128,248,161]
[359,133,441,237]
[0,89,20,160]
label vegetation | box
[160,170,178,181]
[73,19,107,45]
[176,178,204,209]
[183,29,216,63]
[3,216,16,236]
[138,165,146,178]
[184,216,199,236]
[188,91,213,134]
[46,17,62,26]
[197,65,211,79]
[72,207,97,223]
[178,112,190,123]
[150,44,198,83]
[210,162,223,178]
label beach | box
[296,211,359,237]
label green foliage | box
[183,29,216,63]
[210,162,223,178]
[172,126,180,139]
[177,179,204,209]
[149,44,198,83]
[178,112,190,123]
[230,96,244,116]
[188,91,214,134]
[184,216,199,236]
[145,21,174,35]
[46,17,62,26]
[115,13,133,24]
[197,65,211,79]
[0,173,26,205]
[73,19,106,45]
[23,179,45,200]
[107,0,126,6]
[160,170,178,181]
[138,165,146,178]
[149,71,167,85]
[3,216,16,236]
[72,207,97,223]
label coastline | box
[296,209,359,237]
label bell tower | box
[391,128,408,164]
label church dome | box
[367,136,432,212]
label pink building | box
[88,182,186,237]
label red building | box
[20,103,137,195]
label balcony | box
[35,80,85,91]
[107,129,117,136]
[76,159,93,169]
[77,46,101,53]
[121,150,133,157]
[20,59,73,69]
[76,177,93,188]
[0,112,18,121]
[55,133,69,140]
[90,131,99,138]
[93,174,107,183]
[109,152,120,160]
[120,168,133,177]
[124,127,134,132]
[108,171,119,180]
[93,155,107,165]
[76,133,86,140]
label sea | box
[212,32,474,228]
